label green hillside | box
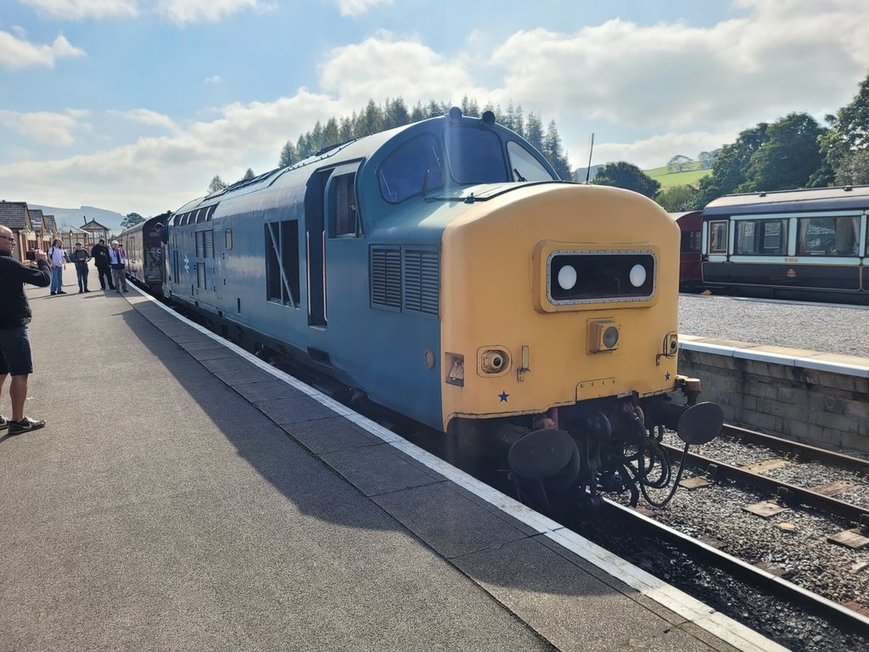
[645,162,711,189]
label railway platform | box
[0,275,779,651]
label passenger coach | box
[119,212,170,297]
[701,186,869,304]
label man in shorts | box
[0,225,50,435]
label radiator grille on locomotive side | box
[370,247,440,315]
[403,250,439,316]
[370,247,402,310]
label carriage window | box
[507,141,555,181]
[378,134,444,203]
[708,221,728,254]
[445,126,505,184]
[681,230,701,253]
[225,229,233,250]
[332,173,358,236]
[734,219,786,255]
[797,216,859,256]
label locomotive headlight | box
[587,319,620,353]
[629,264,647,288]
[557,265,577,290]
[602,325,619,349]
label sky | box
[1,0,868,216]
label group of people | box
[1,230,131,438]
[39,238,129,294]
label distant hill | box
[30,204,125,234]
[572,165,600,182]
[645,162,711,189]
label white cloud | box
[204,75,222,85]
[112,108,179,131]
[0,109,89,146]
[0,30,85,69]
[0,92,343,214]
[319,35,487,108]
[336,0,393,17]
[488,3,869,133]
[156,0,271,25]
[17,0,140,19]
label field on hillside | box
[645,163,711,189]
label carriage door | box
[305,169,332,327]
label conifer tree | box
[279,141,297,167]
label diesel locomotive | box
[156,108,722,513]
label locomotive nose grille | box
[548,252,655,304]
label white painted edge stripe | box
[680,340,869,378]
[130,287,786,652]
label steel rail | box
[660,443,869,525]
[602,498,869,637]
[720,424,869,475]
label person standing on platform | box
[108,240,128,293]
[47,239,67,295]
[69,242,91,293]
[91,239,114,291]
[0,225,49,435]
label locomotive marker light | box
[629,263,647,287]
[557,264,577,290]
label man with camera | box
[0,224,50,435]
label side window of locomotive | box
[445,127,505,184]
[507,141,556,182]
[265,220,300,308]
[708,221,728,254]
[332,173,358,236]
[734,219,786,255]
[797,216,859,256]
[378,134,444,204]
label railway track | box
[659,423,869,525]
[590,499,869,648]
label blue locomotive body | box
[165,113,557,429]
[162,109,722,512]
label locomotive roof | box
[172,111,557,220]
[175,120,419,213]
[703,185,869,216]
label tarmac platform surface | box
[0,272,781,651]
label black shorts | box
[0,326,33,375]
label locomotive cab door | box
[305,169,332,327]
[305,162,362,329]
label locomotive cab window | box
[796,216,859,256]
[708,220,728,254]
[734,219,787,255]
[445,126,505,184]
[507,141,556,182]
[378,134,444,203]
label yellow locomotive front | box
[439,182,721,511]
